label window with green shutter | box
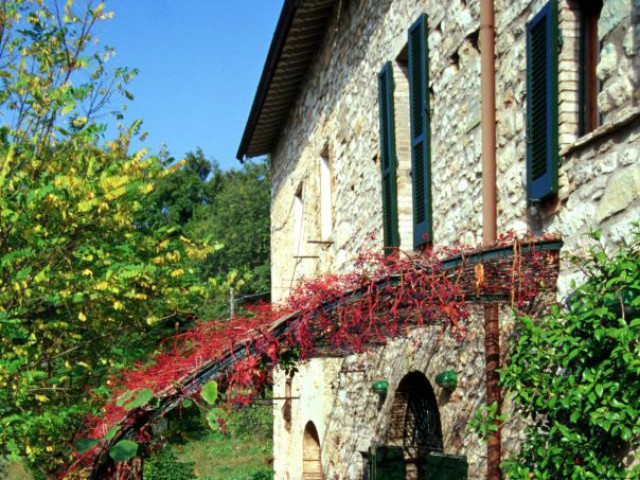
[408,13,432,248]
[526,0,559,203]
[378,61,400,250]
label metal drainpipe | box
[480,0,501,479]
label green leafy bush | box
[143,404,273,480]
[145,450,196,480]
[501,226,640,478]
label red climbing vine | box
[64,233,561,479]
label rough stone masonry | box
[258,0,639,478]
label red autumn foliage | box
[64,234,561,478]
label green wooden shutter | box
[526,0,558,203]
[369,446,405,479]
[408,14,432,248]
[378,62,400,250]
[425,452,468,479]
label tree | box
[0,1,217,475]
[187,159,271,296]
[142,150,271,318]
[145,148,213,230]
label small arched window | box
[302,421,322,479]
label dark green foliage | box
[145,450,196,480]
[242,471,274,480]
[501,226,640,479]
[187,159,271,295]
[145,148,213,229]
[141,150,270,319]
[146,150,271,301]
[109,440,139,463]
[227,405,273,441]
[146,405,273,480]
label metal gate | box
[368,372,467,479]
[368,446,405,480]
[368,446,467,480]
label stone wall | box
[266,0,639,477]
[273,358,343,479]
[273,312,491,479]
[494,0,640,296]
[269,0,638,303]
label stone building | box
[237,0,639,478]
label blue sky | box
[97,1,282,170]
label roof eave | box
[236,0,301,162]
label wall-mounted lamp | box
[435,371,458,390]
[372,380,389,396]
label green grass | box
[0,457,33,480]
[0,407,273,480]
[146,404,274,480]
[175,431,273,480]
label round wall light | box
[372,380,389,396]
[435,371,458,390]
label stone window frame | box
[319,143,334,242]
[558,0,605,148]
[390,50,416,253]
[294,182,304,255]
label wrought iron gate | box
[368,446,467,480]
[368,371,467,479]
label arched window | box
[302,421,322,480]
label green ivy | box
[501,225,640,479]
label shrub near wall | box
[501,227,640,479]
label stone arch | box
[387,371,443,478]
[302,421,322,480]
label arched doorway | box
[302,421,322,479]
[387,371,444,479]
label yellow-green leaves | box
[200,381,219,405]
[0,3,217,473]
[121,388,156,411]
[0,132,218,472]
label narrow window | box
[282,376,292,431]
[319,149,333,240]
[378,62,400,251]
[579,0,603,136]
[302,422,322,479]
[294,183,304,253]
[526,1,559,203]
[408,13,432,248]
[392,51,414,253]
